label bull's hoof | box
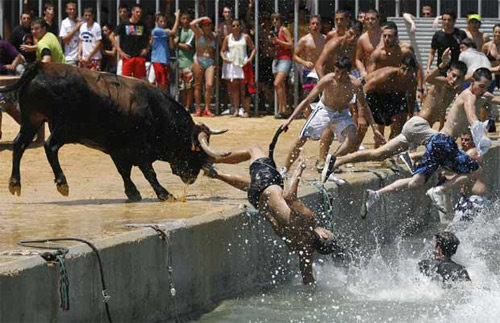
[157,190,174,202]
[8,180,21,196]
[125,189,142,202]
[57,183,69,196]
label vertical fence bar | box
[0,0,4,40]
[58,0,62,27]
[457,0,461,18]
[78,0,81,18]
[293,0,299,109]
[437,0,441,17]
[498,0,500,19]
[314,0,319,15]
[478,0,482,16]
[19,0,22,23]
[375,0,379,11]
[175,0,179,101]
[195,0,199,18]
[274,0,278,117]
[335,0,339,11]
[355,0,359,17]
[155,0,159,13]
[395,0,400,17]
[116,0,120,25]
[215,0,220,114]
[97,0,101,24]
[254,0,259,116]
[235,0,239,17]
[416,0,420,17]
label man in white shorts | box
[328,51,467,172]
[280,56,383,178]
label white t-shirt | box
[459,48,492,76]
[79,22,102,60]
[59,17,79,61]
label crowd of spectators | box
[0,1,499,127]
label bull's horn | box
[209,128,228,135]
[198,132,231,158]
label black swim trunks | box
[366,91,407,126]
[248,157,284,209]
[418,258,471,283]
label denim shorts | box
[272,59,292,74]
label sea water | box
[198,200,500,323]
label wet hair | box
[441,9,457,21]
[401,55,417,70]
[382,21,398,34]
[335,9,350,18]
[335,56,352,71]
[32,17,48,28]
[449,61,467,76]
[157,13,167,21]
[66,2,76,9]
[181,10,192,18]
[473,67,493,81]
[434,232,460,258]
[131,4,142,11]
[493,24,500,31]
[313,231,339,255]
[461,38,476,49]
[348,20,363,32]
[44,3,54,13]
[118,4,129,10]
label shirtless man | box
[361,68,493,217]
[204,134,341,284]
[464,14,490,51]
[329,50,467,170]
[364,55,418,147]
[325,9,350,42]
[355,9,382,80]
[293,15,326,104]
[279,56,383,177]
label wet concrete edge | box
[1,144,499,322]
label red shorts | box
[152,62,171,87]
[122,56,146,79]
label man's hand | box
[373,128,386,146]
[357,115,368,132]
[441,48,452,66]
[281,118,292,131]
[140,48,148,57]
[83,55,90,64]
[410,23,417,33]
[303,61,314,69]
[119,50,131,60]
[75,20,83,30]
[20,44,36,52]
[4,64,15,71]
[314,227,335,240]
[481,91,495,102]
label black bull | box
[0,62,229,201]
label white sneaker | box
[426,187,447,213]
[321,154,337,184]
[361,189,380,219]
[328,174,347,185]
[238,107,245,116]
[221,108,232,115]
[358,144,366,150]
[279,167,288,178]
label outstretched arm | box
[284,158,306,200]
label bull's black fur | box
[0,62,211,201]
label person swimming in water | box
[203,129,343,284]
[418,231,471,284]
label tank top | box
[275,26,292,60]
[228,33,247,67]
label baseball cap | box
[201,17,212,24]
[468,14,481,22]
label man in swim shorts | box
[280,56,384,178]
[360,68,494,218]
[326,50,467,172]
[418,231,471,284]
[204,130,342,284]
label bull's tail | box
[0,62,40,93]
[268,126,287,161]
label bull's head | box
[170,123,230,184]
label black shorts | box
[248,157,284,209]
[366,91,407,126]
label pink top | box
[275,26,292,60]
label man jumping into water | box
[359,68,493,218]
[203,130,341,284]
[325,50,467,172]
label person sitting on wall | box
[418,231,471,284]
[203,129,344,284]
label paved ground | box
[0,113,497,256]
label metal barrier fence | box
[1,0,498,116]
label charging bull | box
[0,62,229,201]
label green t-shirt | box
[178,27,195,69]
[36,32,65,63]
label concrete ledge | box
[1,145,499,322]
